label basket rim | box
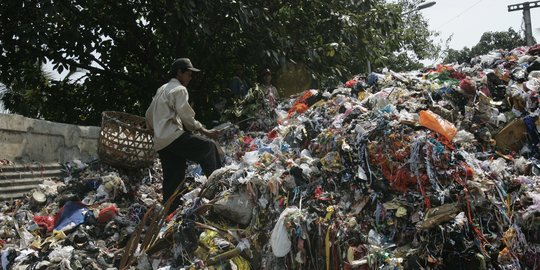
[101,111,152,134]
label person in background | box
[145,58,223,212]
[259,68,279,108]
[229,64,249,98]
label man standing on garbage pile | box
[146,58,224,212]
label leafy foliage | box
[369,0,440,72]
[0,0,437,125]
[444,28,527,64]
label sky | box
[419,0,540,50]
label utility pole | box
[508,1,540,46]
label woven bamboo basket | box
[98,111,155,169]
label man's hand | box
[200,127,221,140]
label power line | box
[435,0,485,29]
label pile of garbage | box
[0,160,167,269]
[3,45,540,269]
[222,84,280,132]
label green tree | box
[369,0,441,72]
[444,28,527,64]
[444,47,473,65]
[0,0,437,126]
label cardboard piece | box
[495,118,528,152]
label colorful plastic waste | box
[3,45,540,269]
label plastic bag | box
[213,191,254,225]
[270,207,300,257]
[54,201,91,231]
[452,130,475,144]
[97,204,119,223]
[242,151,259,165]
[419,110,457,141]
[1,248,15,270]
[459,78,476,95]
[398,109,418,124]
[97,174,127,201]
[48,246,74,263]
[33,216,55,232]
[14,249,38,265]
[489,158,509,180]
[14,222,34,249]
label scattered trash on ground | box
[2,46,540,269]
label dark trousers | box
[157,132,223,208]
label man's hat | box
[170,58,201,74]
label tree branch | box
[18,42,142,85]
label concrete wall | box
[0,114,100,163]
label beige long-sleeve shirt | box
[145,78,203,151]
